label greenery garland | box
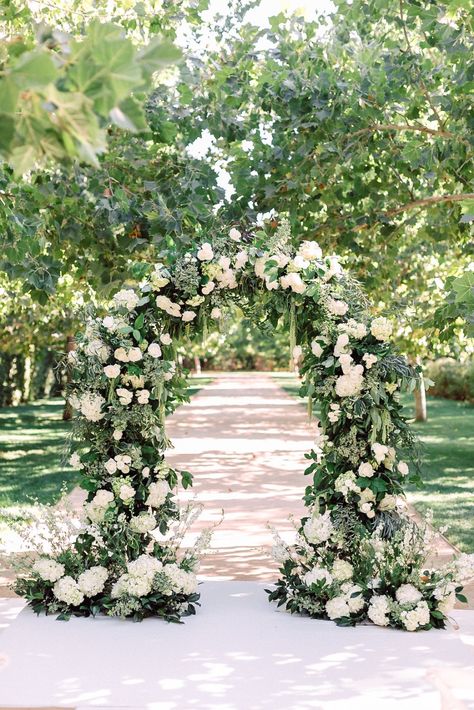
[14,222,473,628]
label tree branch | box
[350,123,470,147]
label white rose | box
[372,442,389,464]
[197,242,214,261]
[218,255,231,270]
[234,250,248,269]
[104,364,121,378]
[202,281,215,295]
[145,480,171,508]
[292,345,302,362]
[311,340,324,358]
[114,347,129,362]
[113,288,139,311]
[229,227,241,242]
[298,240,322,261]
[358,462,374,478]
[128,347,143,362]
[280,273,306,294]
[119,483,135,502]
[362,353,378,369]
[292,255,309,271]
[378,494,397,511]
[148,343,162,358]
[116,387,133,406]
[182,310,197,322]
[104,458,118,474]
[69,452,83,469]
[102,316,116,330]
[211,307,221,319]
[113,430,123,441]
[136,389,150,405]
[397,461,409,476]
[160,333,172,345]
[334,333,349,357]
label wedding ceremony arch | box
[15,221,473,631]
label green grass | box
[0,376,213,510]
[274,372,474,552]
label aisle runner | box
[1,585,474,710]
[167,373,312,579]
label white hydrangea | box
[395,584,423,606]
[78,392,105,422]
[127,554,163,578]
[343,584,366,613]
[85,339,110,362]
[163,563,198,595]
[33,558,65,583]
[303,566,333,587]
[454,553,474,583]
[332,559,354,581]
[370,316,393,341]
[335,471,360,498]
[303,510,334,544]
[367,594,390,626]
[53,576,84,606]
[130,512,157,534]
[113,288,139,311]
[327,403,341,423]
[400,601,430,631]
[145,480,171,508]
[111,573,153,599]
[335,364,364,398]
[326,596,350,620]
[327,298,349,316]
[77,566,108,597]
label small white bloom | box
[298,240,322,261]
[229,227,241,242]
[128,347,143,362]
[327,298,349,317]
[211,307,221,319]
[102,316,116,330]
[116,387,133,406]
[53,576,84,606]
[160,333,172,345]
[362,353,378,369]
[326,596,350,620]
[113,430,123,441]
[77,566,108,597]
[280,272,306,294]
[113,288,139,311]
[234,250,248,269]
[304,566,333,587]
[33,558,65,583]
[372,442,389,464]
[146,480,171,508]
[332,559,354,581]
[396,584,423,605]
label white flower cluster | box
[303,510,334,544]
[104,454,132,474]
[69,391,105,422]
[113,289,140,311]
[145,480,171,508]
[112,555,163,599]
[33,558,65,583]
[370,316,393,341]
[84,489,114,523]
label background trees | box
[0,0,472,408]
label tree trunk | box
[414,369,427,422]
[63,335,76,421]
[193,355,202,375]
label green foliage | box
[0,21,180,173]
[424,358,474,403]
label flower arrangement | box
[14,221,473,627]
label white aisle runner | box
[1,582,474,710]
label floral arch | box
[16,222,472,630]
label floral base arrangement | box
[13,220,473,626]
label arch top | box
[14,221,474,629]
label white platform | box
[1,582,474,710]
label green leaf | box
[11,50,58,88]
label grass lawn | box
[273,372,474,553]
[0,377,213,511]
